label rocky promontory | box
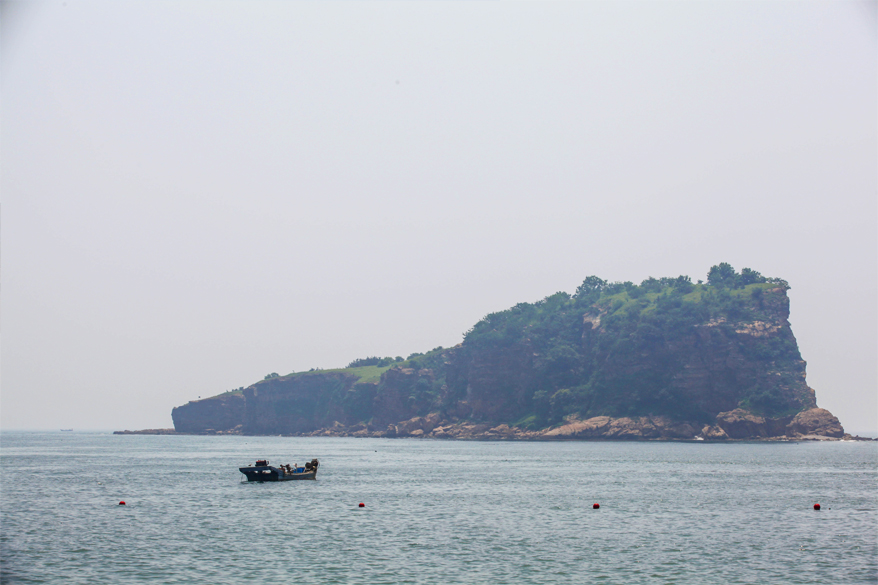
[168,264,854,441]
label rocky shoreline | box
[113,428,181,435]
[116,407,874,441]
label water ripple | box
[1,433,876,584]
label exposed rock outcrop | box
[716,409,773,439]
[239,409,845,441]
[172,393,245,433]
[787,408,844,438]
[700,424,729,440]
[542,415,700,440]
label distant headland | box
[124,264,868,441]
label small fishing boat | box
[239,458,319,482]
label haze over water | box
[2,433,875,584]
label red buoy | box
[119,501,126,506]
[593,503,600,509]
[358,502,365,508]
[813,503,821,510]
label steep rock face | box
[371,368,436,426]
[242,372,359,434]
[172,367,442,435]
[172,394,245,433]
[665,290,815,419]
[443,343,535,422]
[668,320,812,418]
[440,286,816,426]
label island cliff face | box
[171,265,846,440]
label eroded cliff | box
[170,265,848,440]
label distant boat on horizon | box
[60,429,73,432]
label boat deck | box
[239,461,318,482]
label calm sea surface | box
[1,432,876,584]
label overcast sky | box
[2,1,876,435]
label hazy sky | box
[2,1,876,434]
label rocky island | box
[163,264,857,441]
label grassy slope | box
[595,282,778,320]
[284,365,394,384]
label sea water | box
[1,432,875,584]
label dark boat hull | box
[239,465,316,482]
